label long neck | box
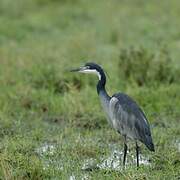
[97,71,111,119]
[96,71,110,100]
[97,70,106,94]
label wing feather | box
[109,93,153,148]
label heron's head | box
[70,62,104,80]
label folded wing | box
[109,93,154,151]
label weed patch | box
[118,47,179,86]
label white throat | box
[80,69,101,80]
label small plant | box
[118,47,178,86]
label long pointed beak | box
[70,66,86,72]
[70,67,81,72]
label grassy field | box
[0,0,180,179]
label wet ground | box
[35,142,152,180]
[82,146,150,172]
[175,140,180,152]
[35,143,63,171]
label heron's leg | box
[136,142,139,168]
[123,136,127,167]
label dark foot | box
[136,142,140,169]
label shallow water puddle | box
[129,154,151,166]
[97,150,123,170]
[36,143,56,156]
[175,140,180,152]
[69,174,89,180]
[82,148,150,171]
[81,158,99,171]
[69,175,76,180]
[35,143,63,170]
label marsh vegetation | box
[0,0,179,179]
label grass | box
[0,0,180,179]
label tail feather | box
[146,141,155,152]
[143,135,155,152]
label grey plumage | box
[70,62,155,168]
[109,93,154,151]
